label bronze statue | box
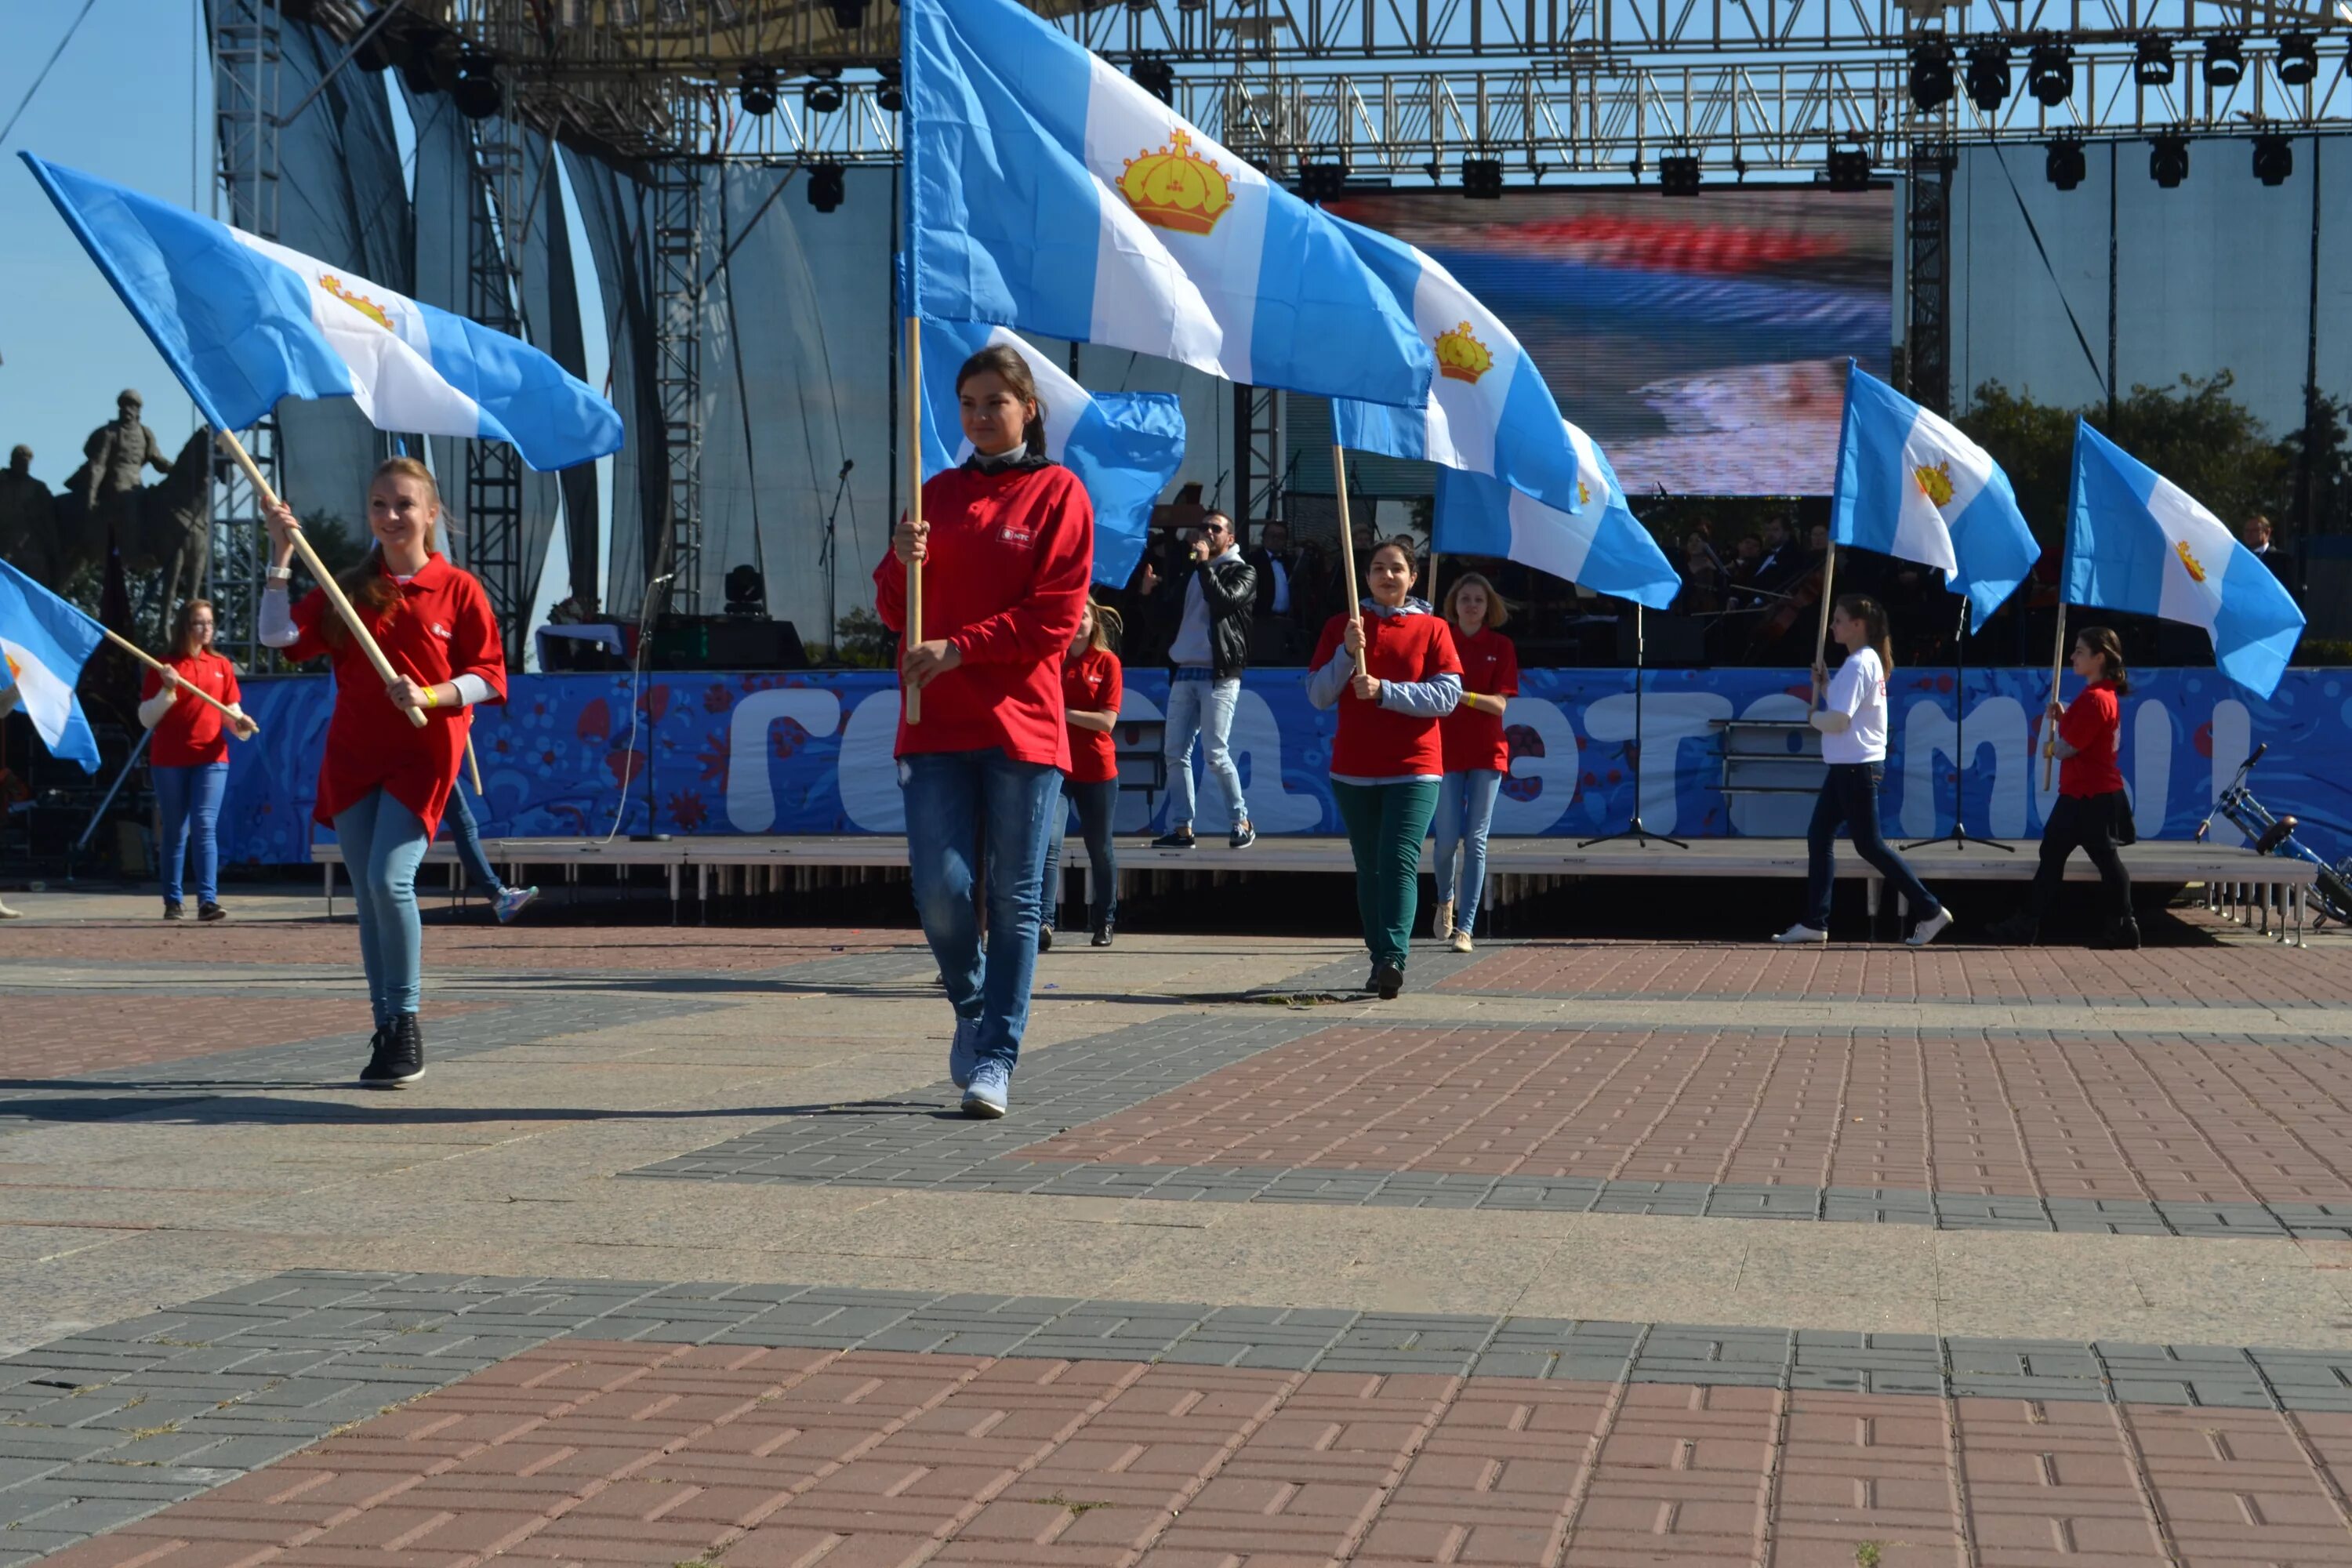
[38,390,216,627]
[72,390,174,527]
[0,445,57,581]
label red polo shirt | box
[873,461,1094,768]
[2057,681,2125,798]
[1311,606,1463,780]
[282,554,506,839]
[1439,626,1519,774]
[1061,647,1122,784]
[139,650,241,767]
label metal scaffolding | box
[464,117,532,666]
[651,159,706,619]
[208,0,283,667]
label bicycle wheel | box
[2315,865,2352,927]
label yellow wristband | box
[422,685,437,709]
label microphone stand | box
[820,459,852,663]
[1901,595,2013,853]
[1580,603,1689,850]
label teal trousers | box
[1333,779,1442,970]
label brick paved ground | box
[0,998,492,1080]
[0,923,917,975]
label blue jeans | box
[1039,777,1120,932]
[1806,763,1942,931]
[901,749,1062,1073]
[1163,670,1246,831]
[334,789,430,1027]
[1433,768,1502,933]
[154,760,228,906]
[441,784,506,898]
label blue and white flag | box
[1830,361,2040,625]
[0,557,103,774]
[916,319,1184,591]
[1434,421,1680,610]
[1329,221,1585,518]
[21,154,620,472]
[902,0,1432,408]
[2065,419,2305,698]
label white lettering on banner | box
[1109,691,1166,834]
[1488,699,1580,836]
[1581,692,1733,836]
[1726,691,1815,839]
[2132,700,2171,836]
[1901,696,2028,838]
[724,688,844,833]
[2207,698,2251,847]
[840,690,906,832]
[1227,688,1324,833]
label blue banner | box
[222,666,2352,866]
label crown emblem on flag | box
[1912,461,1955,508]
[1577,480,1592,507]
[1435,322,1494,383]
[2174,539,2208,583]
[1118,130,1234,236]
[319,274,393,332]
[3,652,18,683]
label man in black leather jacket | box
[1154,510,1260,848]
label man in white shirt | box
[1155,511,1260,850]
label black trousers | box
[2030,790,2135,921]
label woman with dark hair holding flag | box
[260,458,506,1089]
[1991,626,2140,949]
[876,343,1093,1120]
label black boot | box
[1037,924,1055,952]
[1374,962,1405,1000]
[361,1014,425,1088]
[1091,910,1113,947]
[1987,913,2040,946]
[2092,916,2141,950]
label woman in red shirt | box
[1307,536,1463,999]
[875,344,1093,1118]
[1039,597,1123,949]
[258,457,508,1088]
[1431,572,1518,954]
[138,597,257,921]
[1991,626,2138,949]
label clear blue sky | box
[2,0,209,491]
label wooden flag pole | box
[1809,541,1838,709]
[216,428,426,730]
[1331,445,1361,636]
[902,317,924,725]
[465,735,485,797]
[2042,601,2070,790]
[99,626,255,733]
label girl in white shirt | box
[1773,595,1954,947]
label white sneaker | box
[0,898,20,920]
[962,1060,1010,1119]
[948,1017,979,1089]
[493,886,539,924]
[1449,927,1473,953]
[1773,923,1829,944]
[1907,906,1956,947]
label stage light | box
[2027,38,2074,105]
[876,62,902,114]
[2253,132,2294,185]
[400,29,461,96]
[739,64,776,117]
[2278,32,2320,85]
[2133,34,2175,86]
[1965,41,2012,111]
[1461,157,1504,199]
[829,1,867,28]
[1297,158,1348,202]
[1825,147,1872,191]
[806,72,845,114]
[807,160,846,213]
[2045,136,2086,190]
[1658,154,1700,196]
[1130,54,1174,103]
[1908,39,1955,111]
[2204,34,2245,89]
[452,53,502,120]
[2149,132,2190,187]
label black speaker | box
[650,616,808,670]
[1617,612,1709,668]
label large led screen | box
[1327,187,1894,496]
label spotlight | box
[1909,39,1955,111]
[2027,38,2074,105]
[739,64,776,117]
[807,160,846,213]
[1130,53,1174,103]
[876,62,902,114]
[2133,34,2175,86]
[2278,32,2320,85]
[452,53,502,120]
[1659,154,1700,196]
[1297,158,1348,202]
[1965,41,2012,111]
[1826,147,1873,191]
[2045,136,2087,190]
[2204,34,2245,89]
[2253,132,2294,185]
[806,70,845,114]
[828,1,868,28]
[399,28,460,96]
[353,29,395,72]
[1461,157,1504,199]
[2149,132,2190,187]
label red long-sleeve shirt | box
[1309,608,1463,780]
[2057,680,2125,797]
[1439,626,1519,774]
[283,554,506,839]
[873,462,1094,768]
[139,651,241,767]
[1061,647,1123,785]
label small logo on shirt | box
[998,523,1034,547]
[431,622,452,638]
